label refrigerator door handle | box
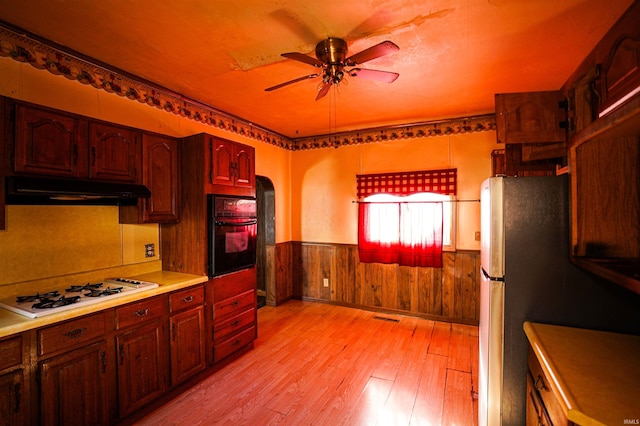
[482,267,504,282]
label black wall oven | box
[208,195,257,277]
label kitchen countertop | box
[0,271,208,339]
[523,321,640,425]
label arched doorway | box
[256,175,275,307]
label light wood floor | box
[135,300,479,425]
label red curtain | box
[358,200,443,268]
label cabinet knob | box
[182,296,194,303]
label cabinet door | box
[597,4,640,116]
[39,341,109,426]
[89,122,139,182]
[14,103,87,177]
[0,370,26,426]
[211,137,235,187]
[496,91,566,145]
[234,144,255,189]
[141,133,179,222]
[116,320,167,418]
[170,306,206,386]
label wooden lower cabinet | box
[0,334,28,426]
[169,285,206,386]
[115,296,167,419]
[39,341,110,426]
[207,268,257,365]
[116,321,166,418]
[2,282,247,424]
[526,346,573,426]
[0,370,25,426]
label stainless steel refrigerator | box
[478,175,640,426]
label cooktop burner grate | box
[66,283,103,292]
[32,295,81,309]
[16,291,60,303]
[84,287,123,297]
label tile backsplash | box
[0,205,159,286]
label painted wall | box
[0,205,159,286]
[290,132,499,249]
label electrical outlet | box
[145,243,155,258]
[323,278,329,288]
[474,231,481,241]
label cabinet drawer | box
[214,308,255,342]
[214,290,254,322]
[212,268,256,301]
[169,285,204,313]
[0,335,23,370]
[38,312,106,356]
[116,296,165,330]
[527,347,570,426]
[214,326,255,363]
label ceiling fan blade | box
[281,52,324,67]
[347,68,399,83]
[315,82,332,101]
[265,73,320,92]
[344,41,399,66]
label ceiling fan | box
[265,37,400,101]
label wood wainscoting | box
[271,241,480,325]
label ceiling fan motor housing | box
[315,37,348,64]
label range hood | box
[5,176,151,205]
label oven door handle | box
[215,219,258,226]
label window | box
[356,169,456,268]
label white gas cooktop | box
[0,278,159,319]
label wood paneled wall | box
[272,241,480,325]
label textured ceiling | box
[0,0,634,139]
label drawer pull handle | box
[231,320,241,326]
[101,350,107,373]
[534,375,546,391]
[64,328,86,339]
[134,309,149,317]
[231,300,240,306]
[232,339,241,346]
[13,382,21,413]
[182,296,194,303]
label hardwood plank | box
[339,376,394,426]
[381,319,434,424]
[410,353,448,426]
[428,321,451,356]
[442,369,475,426]
[133,301,478,426]
[448,323,471,372]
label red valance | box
[356,168,457,198]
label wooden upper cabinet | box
[120,132,179,223]
[89,122,140,183]
[13,103,87,178]
[12,101,141,183]
[495,91,566,145]
[142,133,179,223]
[209,135,255,196]
[234,143,255,189]
[596,1,640,117]
[211,137,234,187]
